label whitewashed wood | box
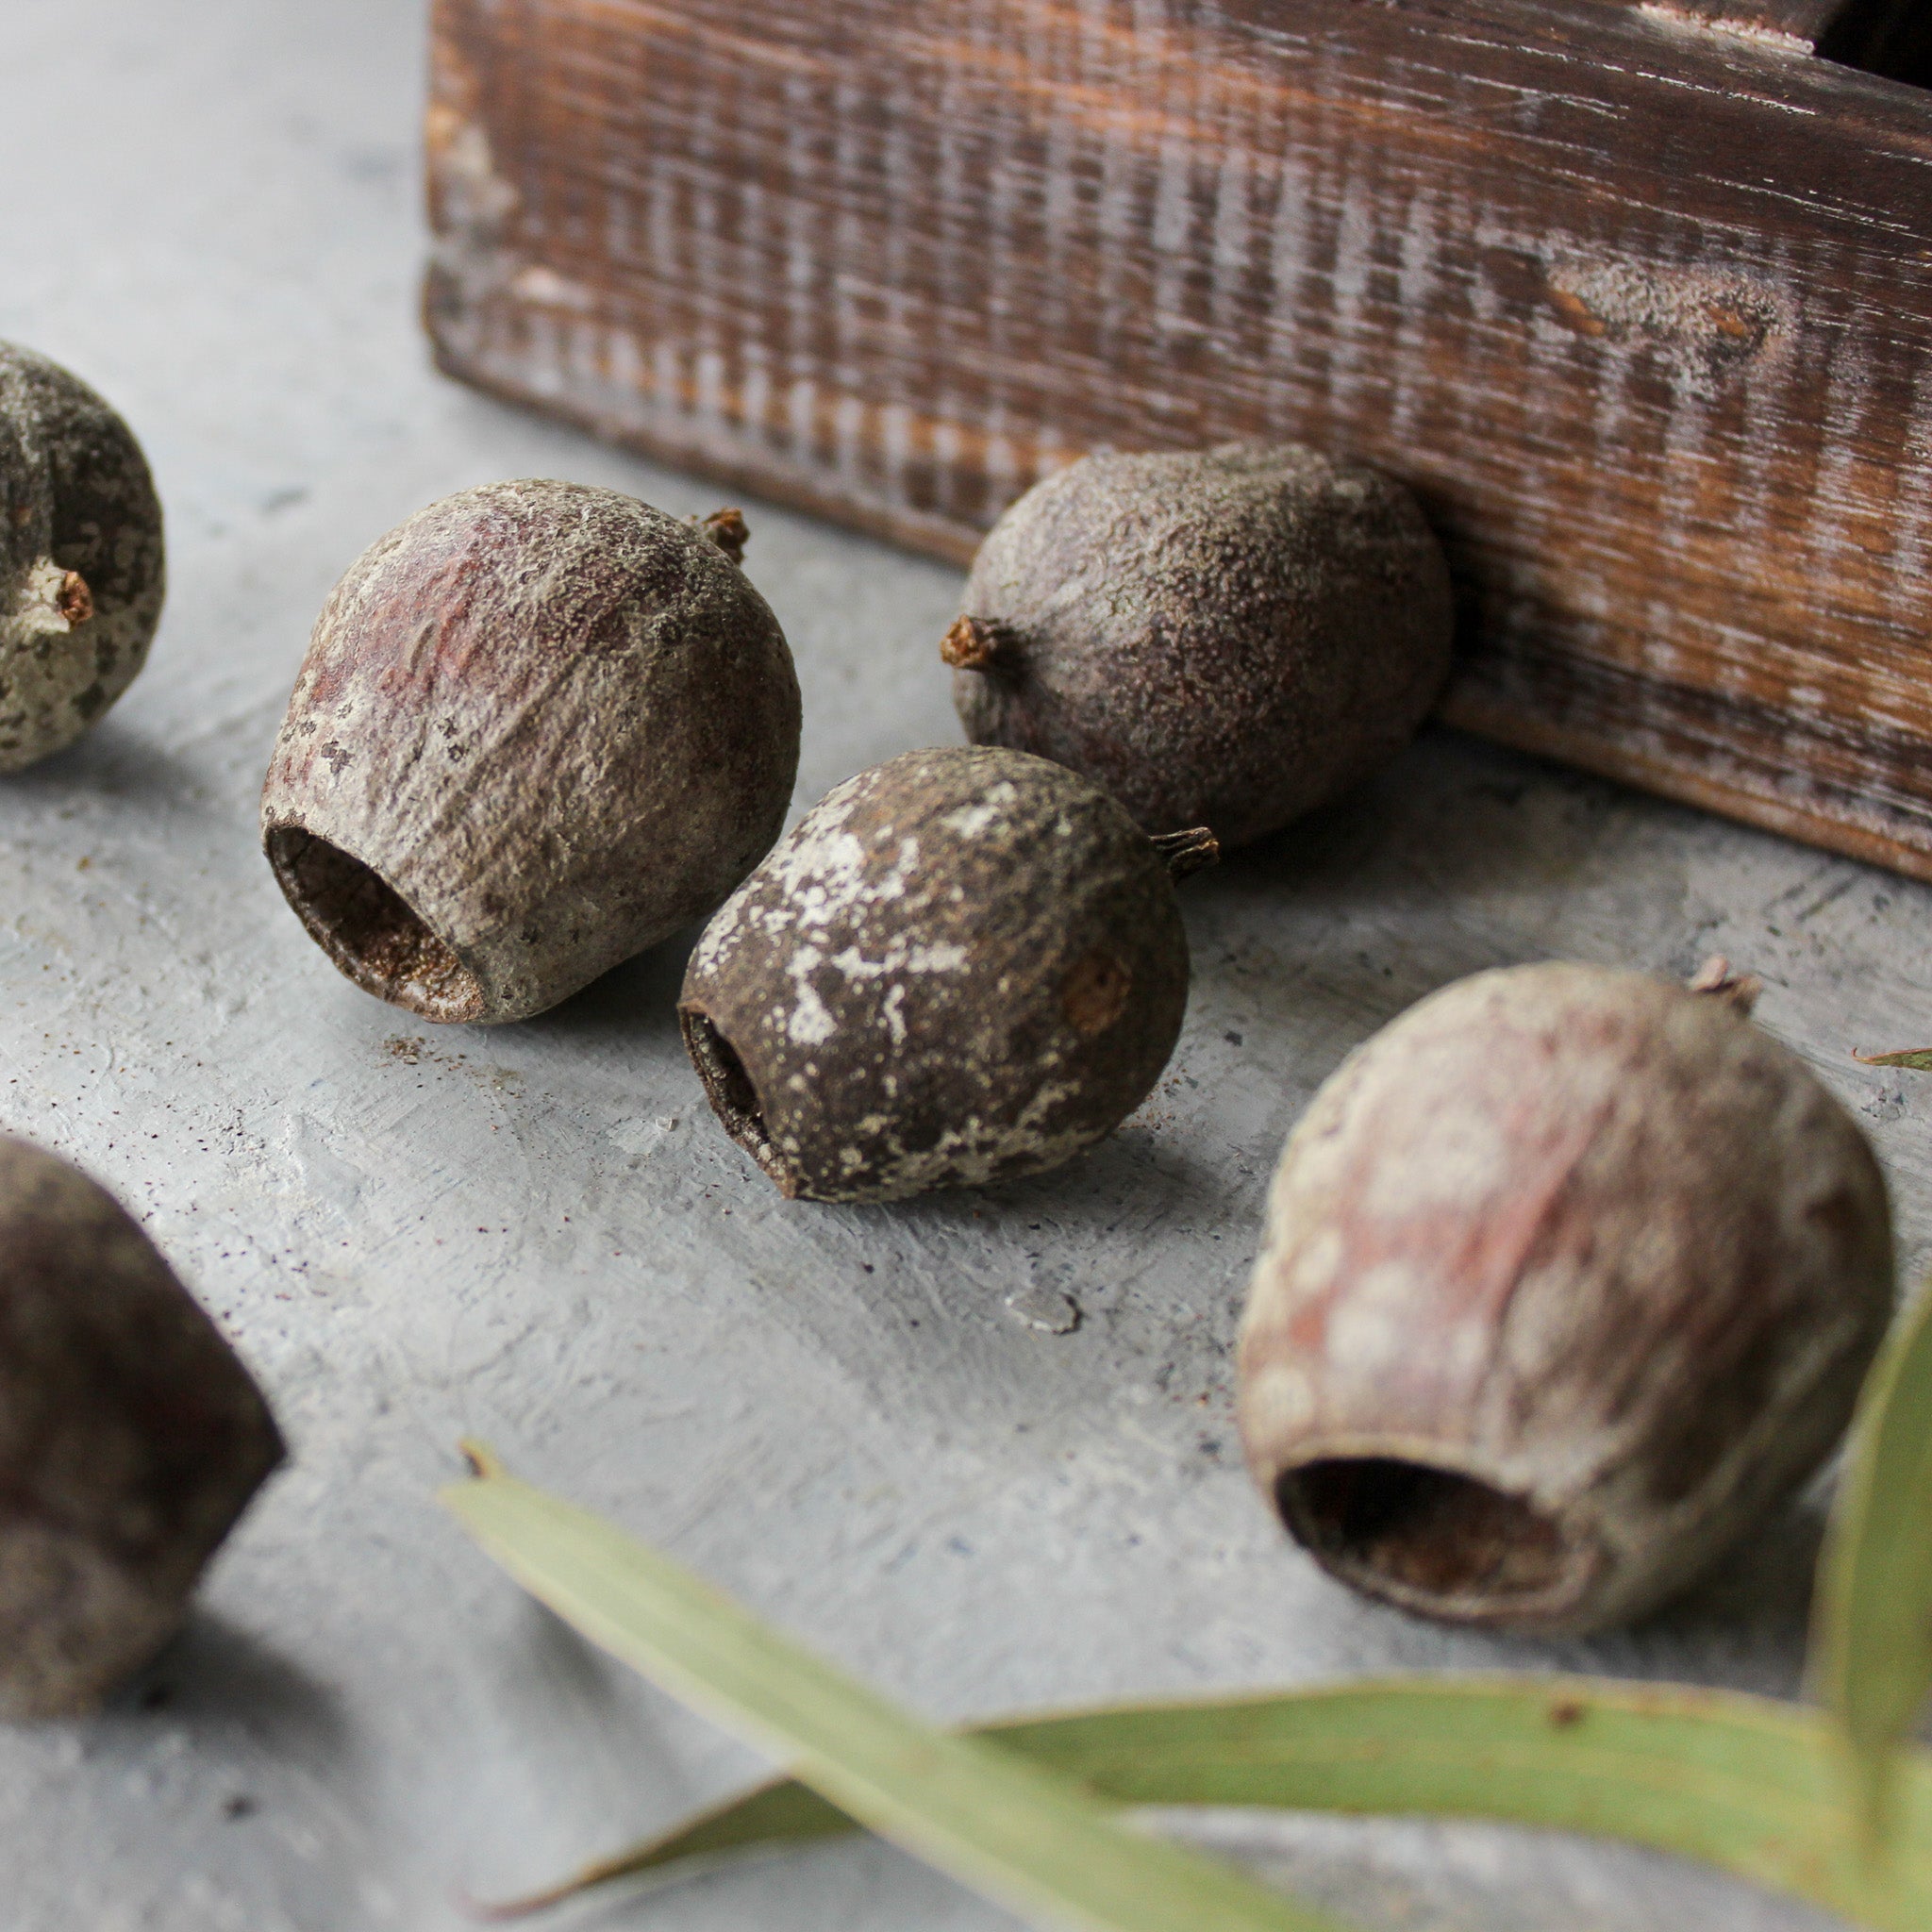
[426,0,1932,881]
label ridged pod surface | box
[260,481,800,1024]
[947,443,1452,848]
[0,1137,282,1718]
[0,342,164,771]
[680,746,1195,1203]
[1237,961,1892,1636]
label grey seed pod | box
[946,442,1453,849]
[0,342,165,771]
[260,480,802,1024]
[0,1136,282,1718]
[680,745,1198,1203]
[1237,959,1892,1637]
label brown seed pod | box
[0,1136,283,1718]
[1237,958,1892,1637]
[679,745,1203,1203]
[260,479,801,1024]
[0,342,165,771]
[946,443,1453,849]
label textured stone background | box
[1,3,1924,1926]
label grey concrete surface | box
[0,3,1924,1926]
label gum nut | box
[944,442,1453,849]
[1236,960,1892,1638]
[259,479,802,1024]
[0,1136,283,1718]
[679,745,1197,1203]
[0,342,165,772]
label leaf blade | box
[482,1677,1932,1930]
[1813,1282,1932,1841]
[442,1448,1358,1932]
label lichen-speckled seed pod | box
[260,481,801,1024]
[945,443,1453,848]
[680,746,1201,1203]
[0,1137,283,1718]
[0,343,165,770]
[1237,960,1892,1637]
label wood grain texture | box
[423,0,1932,879]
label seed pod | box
[1237,959,1892,1637]
[0,342,165,772]
[260,480,801,1024]
[945,442,1453,850]
[0,1136,283,1718]
[680,746,1204,1202]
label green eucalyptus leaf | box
[441,1444,1357,1932]
[475,1675,1932,1926]
[1852,1049,1932,1072]
[1812,1282,1932,1844]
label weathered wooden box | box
[425,0,1932,877]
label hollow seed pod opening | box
[679,746,1202,1203]
[946,442,1453,849]
[0,1136,283,1718]
[0,342,165,772]
[1237,959,1893,1637]
[259,481,802,1024]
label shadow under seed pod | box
[260,481,801,1024]
[680,746,1207,1203]
[0,1136,283,1719]
[1237,959,1893,1637]
[0,342,165,773]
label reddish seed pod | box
[260,480,801,1024]
[680,746,1205,1203]
[1237,959,1892,1636]
[946,443,1453,848]
[0,342,165,771]
[0,1136,282,1717]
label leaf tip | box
[1851,1046,1932,1070]
[457,1867,608,1923]
[458,1438,507,1481]
[451,1880,539,1924]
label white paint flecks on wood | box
[425,0,1932,884]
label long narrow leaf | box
[475,1674,1932,1927]
[1813,1282,1932,1843]
[442,1444,1357,1932]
